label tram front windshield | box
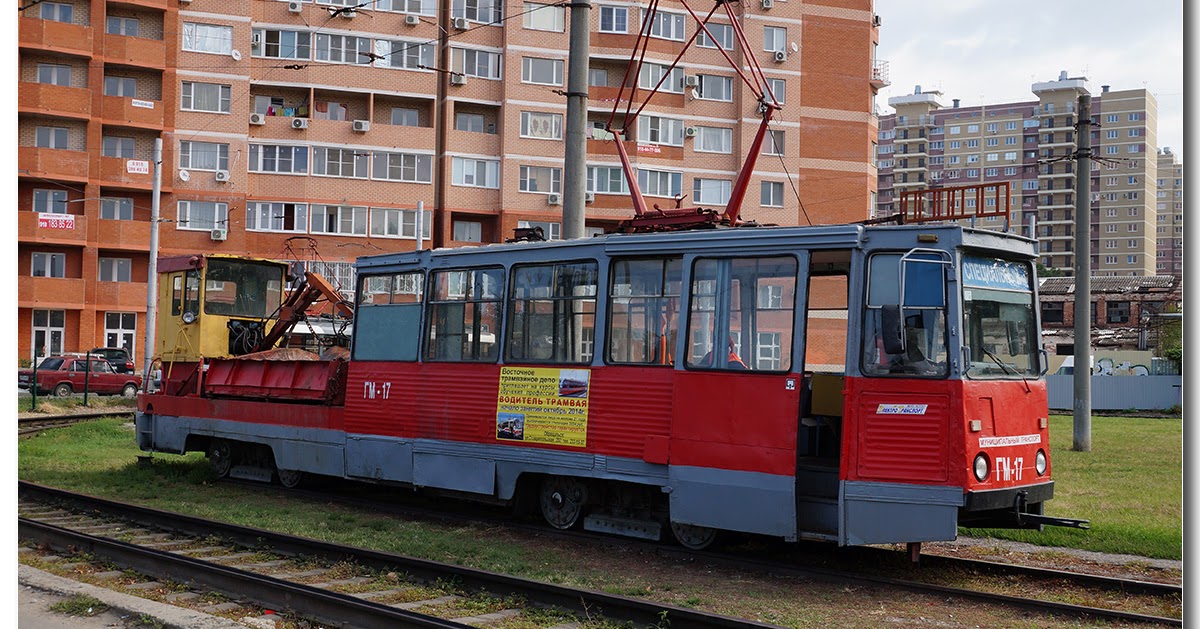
[204,259,284,318]
[962,256,1039,378]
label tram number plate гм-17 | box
[994,456,1024,482]
[363,381,391,400]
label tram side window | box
[170,274,183,316]
[183,270,200,318]
[804,274,848,373]
[686,256,797,371]
[425,268,503,362]
[355,271,424,361]
[507,262,598,364]
[861,253,948,377]
[607,258,682,365]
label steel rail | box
[18,482,782,629]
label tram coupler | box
[1014,491,1090,529]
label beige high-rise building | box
[1155,148,1184,279]
[876,74,1165,278]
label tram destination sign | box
[962,256,1030,291]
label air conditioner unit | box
[584,192,595,203]
[548,193,562,205]
[288,1,303,13]
[450,73,467,86]
[405,14,420,25]
[684,126,697,137]
[773,50,787,63]
[761,0,773,9]
[352,119,370,132]
[684,75,699,88]
[210,228,228,241]
[249,113,266,125]
[453,17,470,30]
[215,170,230,182]
[341,7,355,18]
[292,118,309,129]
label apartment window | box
[519,165,562,194]
[1128,223,1139,232]
[1106,114,1118,123]
[598,6,628,32]
[588,68,608,86]
[967,154,979,163]
[455,112,486,132]
[984,168,998,177]
[1105,130,1119,140]
[764,130,784,155]
[33,189,67,213]
[696,74,732,101]
[37,63,71,86]
[764,78,785,104]
[179,140,229,171]
[761,180,784,207]
[522,57,564,85]
[948,155,960,165]
[177,200,228,230]
[966,169,979,178]
[247,201,308,233]
[986,153,998,162]
[40,2,72,22]
[312,204,368,235]
[515,220,560,241]
[949,126,960,135]
[697,23,733,49]
[104,76,137,97]
[181,81,231,113]
[638,115,684,146]
[32,253,66,278]
[695,126,732,153]
[1004,167,1016,176]
[453,0,502,23]
[35,126,68,149]
[637,168,682,197]
[1127,239,1139,248]
[182,22,233,54]
[693,178,731,205]
[313,147,369,178]
[1128,113,1140,121]
[452,157,500,188]
[392,108,419,126]
[1005,121,1017,131]
[106,16,139,36]
[451,48,502,79]
[639,63,684,92]
[371,151,433,183]
[967,124,979,133]
[453,220,483,242]
[101,197,134,220]
[1005,136,1017,145]
[985,137,998,147]
[98,258,133,283]
[763,26,785,52]
[1129,207,1139,216]
[587,166,629,194]
[524,2,564,31]
[1105,145,1119,155]
[948,140,961,149]
[370,207,431,239]
[101,136,135,159]
[315,101,349,122]
[103,312,137,360]
[381,40,434,69]
[966,139,979,148]
[256,29,311,59]
[643,10,685,41]
[1104,240,1117,249]
[248,144,308,174]
[31,309,66,359]
[315,33,372,64]
[520,111,563,140]
[1128,144,1141,154]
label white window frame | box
[32,252,66,278]
[518,165,562,194]
[586,165,629,194]
[451,157,500,188]
[695,126,732,154]
[33,189,68,213]
[693,178,731,205]
[37,63,71,86]
[697,22,733,49]
[177,200,228,231]
[35,126,69,149]
[179,140,230,172]
[453,220,483,242]
[764,130,784,156]
[696,74,733,101]
[763,26,786,52]
[104,75,137,97]
[642,10,686,41]
[598,5,627,33]
[369,207,432,239]
[523,2,564,31]
[98,257,133,283]
[637,168,682,198]
[638,115,684,146]
[101,197,134,220]
[760,180,784,207]
[181,81,232,113]
[452,0,502,23]
[101,136,135,159]
[764,78,785,104]
[247,201,309,233]
[315,33,373,65]
[311,204,368,236]
[371,151,433,183]
[40,1,72,22]
[254,29,312,60]
[381,39,434,70]
[106,16,139,36]
[639,63,684,93]
[104,312,137,361]
[182,22,233,55]
[520,111,563,140]
[313,146,370,178]
[451,47,502,80]
[521,57,564,86]
[518,220,561,240]
[249,144,309,174]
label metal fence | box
[1046,375,1183,411]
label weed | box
[49,594,108,616]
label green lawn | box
[18,413,1182,561]
[970,414,1182,559]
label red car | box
[19,356,142,398]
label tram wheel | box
[208,439,234,478]
[276,468,304,489]
[540,476,587,530]
[670,522,718,550]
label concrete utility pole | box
[562,0,592,240]
[1072,94,1092,452]
[141,138,163,390]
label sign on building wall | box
[38,213,75,229]
[131,99,155,109]
[126,160,150,174]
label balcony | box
[895,115,935,128]
[94,281,150,310]
[95,219,152,250]
[98,156,155,189]
[102,34,167,69]
[19,81,92,119]
[590,85,684,110]
[18,211,88,246]
[870,59,890,89]
[19,147,89,183]
[100,95,164,129]
[18,16,92,58]
[17,276,86,310]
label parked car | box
[18,356,142,397]
[91,347,135,374]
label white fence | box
[1046,375,1183,410]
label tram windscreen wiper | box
[980,346,1030,393]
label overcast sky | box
[875,0,1185,162]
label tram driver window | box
[506,262,598,364]
[861,253,948,377]
[686,256,797,371]
[355,271,424,361]
[607,258,682,366]
[425,268,503,362]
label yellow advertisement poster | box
[496,367,590,448]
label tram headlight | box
[1035,449,1048,476]
[973,453,989,482]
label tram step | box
[229,465,274,483]
[795,462,839,499]
[795,495,838,534]
[583,514,662,541]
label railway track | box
[18,410,135,435]
[18,482,780,629]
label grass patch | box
[48,594,108,616]
[969,414,1181,559]
[19,395,136,414]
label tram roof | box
[356,223,1037,270]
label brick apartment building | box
[18,0,883,363]
[876,75,1182,279]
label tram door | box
[667,253,806,540]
